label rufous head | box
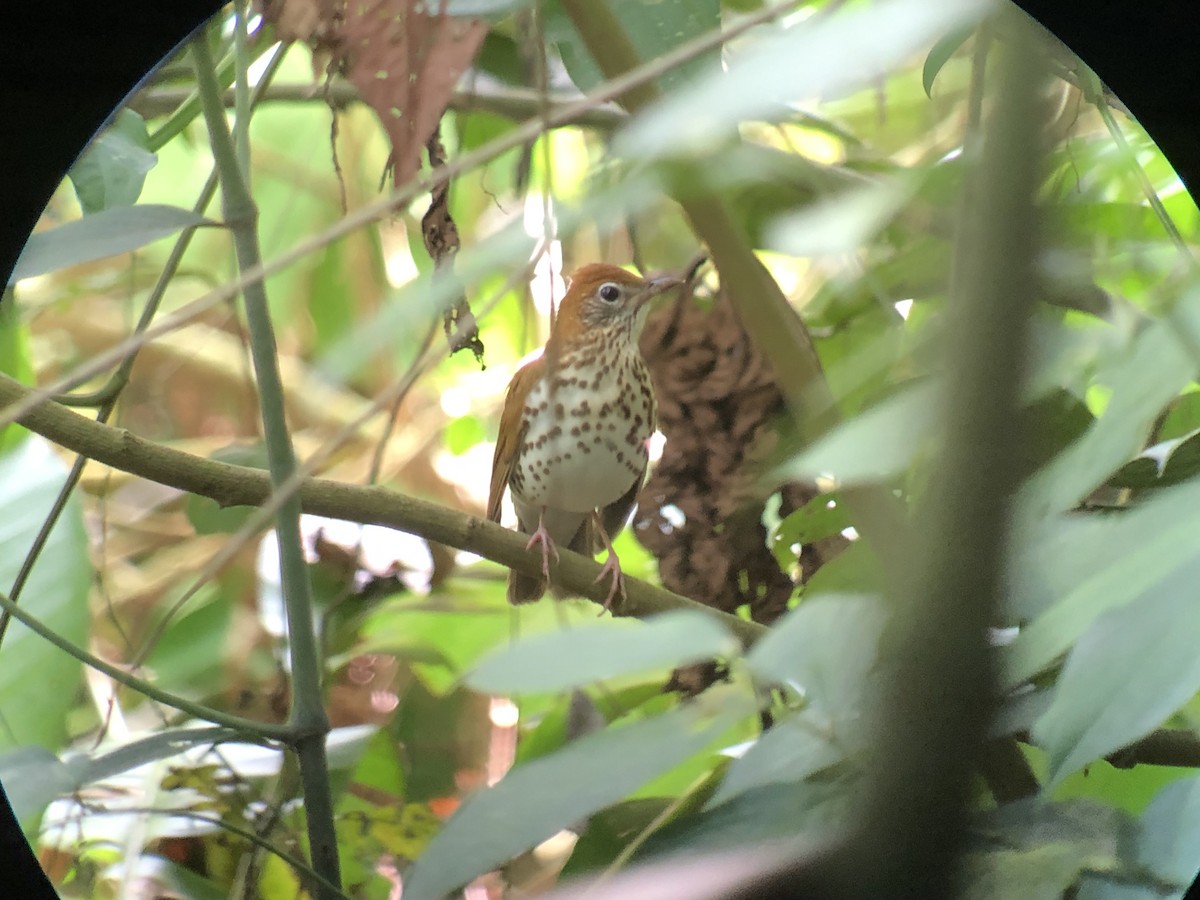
[551,263,681,345]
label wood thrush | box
[488,263,681,606]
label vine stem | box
[191,26,341,898]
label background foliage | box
[4,0,1200,897]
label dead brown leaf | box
[336,0,486,186]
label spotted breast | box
[487,263,680,606]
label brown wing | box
[487,358,543,522]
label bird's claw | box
[594,554,626,615]
[525,524,560,581]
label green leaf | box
[775,380,936,484]
[747,593,885,697]
[359,584,579,693]
[402,698,741,900]
[562,798,674,876]
[185,444,265,534]
[1003,476,1200,688]
[10,204,212,283]
[616,0,988,160]
[465,611,739,695]
[712,595,885,806]
[1018,301,1200,519]
[68,109,157,214]
[0,295,34,453]
[961,799,1124,899]
[707,718,845,810]
[1133,776,1200,887]
[801,541,883,595]
[545,0,720,96]
[0,727,241,828]
[922,26,974,98]
[1108,429,1200,490]
[143,584,231,693]
[1032,558,1200,785]
[770,492,850,569]
[0,747,75,828]
[766,179,913,257]
[639,777,853,861]
[0,437,90,755]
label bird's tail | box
[508,570,548,604]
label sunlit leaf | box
[545,0,720,96]
[10,204,212,283]
[617,0,989,160]
[0,437,89,758]
[69,109,157,214]
[766,179,913,257]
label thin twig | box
[0,0,802,435]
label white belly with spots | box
[511,353,654,514]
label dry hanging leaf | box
[337,0,486,185]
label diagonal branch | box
[0,373,765,648]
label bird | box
[487,263,681,607]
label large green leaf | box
[402,698,741,900]
[465,610,738,695]
[711,595,885,806]
[775,380,936,483]
[0,436,90,753]
[616,0,988,160]
[10,204,211,283]
[1003,476,1200,688]
[1032,559,1200,785]
[68,109,157,214]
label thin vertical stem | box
[191,23,341,898]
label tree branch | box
[0,373,765,647]
[130,81,629,130]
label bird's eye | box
[598,282,622,303]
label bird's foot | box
[525,517,560,581]
[593,553,627,614]
[590,511,626,614]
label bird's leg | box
[590,510,626,613]
[525,507,560,581]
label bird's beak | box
[637,275,683,305]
